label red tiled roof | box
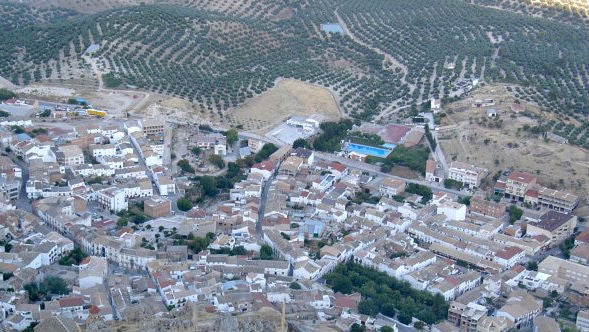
[494,181,506,189]
[252,161,275,172]
[508,171,536,184]
[495,246,523,260]
[378,125,411,144]
[576,230,589,244]
[59,296,84,308]
[525,189,539,198]
[329,162,347,173]
[511,265,525,273]
[79,257,91,265]
[334,292,360,309]
[426,159,436,173]
[88,305,100,315]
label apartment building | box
[447,301,487,332]
[496,291,542,329]
[140,119,165,135]
[577,310,589,332]
[97,187,127,213]
[469,196,505,219]
[56,145,84,166]
[539,256,589,285]
[447,162,487,188]
[526,211,577,246]
[537,187,579,213]
[505,171,537,200]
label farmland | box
[0,0,586,121]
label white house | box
[79,256,108,289]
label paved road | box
[7,152,33,213]
[376,314,416,332]
[239,129,465,197]
[313,151,466,197]
[256,166,280,236]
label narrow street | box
[256,161,281,237]
[313,151,465,197]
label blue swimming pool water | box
[321,23,344,34]
[346,143,392,158]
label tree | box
[192,146,202,156]
[102,72,122,88]
[209,154,225,169]
[405,183,433,203]
[225,129,238,145]
[254,143,278,162]
[25,276,70,301]
[200,176,217,197]
[350,323,366,332]
[380,326,395,332]
[177,159,195,173]
[527,261,538,271]
[326,274,353,294]
[397,312,412,325]
[292,138,310,149]
[289,282,302,290]
[508,205,523,224]
[414,321,426,330]
[58,248,88,266]
[260,244,274,260]
[177,197,193,211]
[358,299,379,316]
[444,179,464,190]
[0,88,15,101]
[39,109,51,117]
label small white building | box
[97,187,128,212]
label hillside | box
[0,0,587,121]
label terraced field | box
[0,0,587,121]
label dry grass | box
[439,84,589,197]
[225,79,341,133]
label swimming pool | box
[345,143,392,158]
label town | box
[0,91,587,332]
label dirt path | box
[83,56,150,114]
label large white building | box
[97,187,128,212]
[447,162,487,188]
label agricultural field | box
[0,0,586,121]
[438,84,589,197]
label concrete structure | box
[447,162,487,188]
[505,171,537,201]
[526,211,577,246]
[143,196,172,218]
[97,187,128,213]
[57,145,84,166]
[532,316,560,332]
[537,187,579,213]
[577,310,589,332]
[469,196,506,219]
[447,301,486,332]
[496,291,541,329]
[539,256,589,285]
[79,256,108,289]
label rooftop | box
[507,171,536,184]
[536,210,574,232]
